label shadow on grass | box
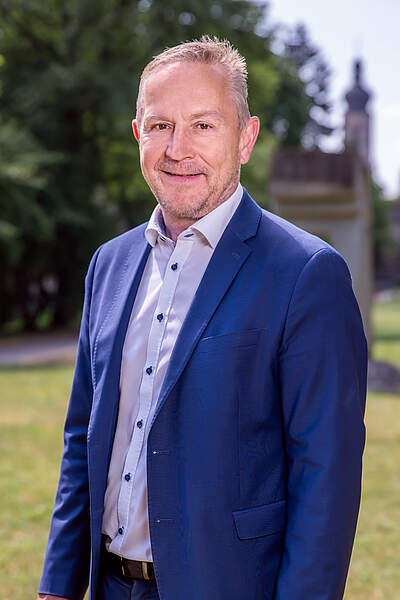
[373,333,400,342]
[0,363,73,373]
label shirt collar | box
[145,204,168,247]
[145,183,243,249]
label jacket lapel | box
[89,232,151,513]
[92,235,151,393]
[152,191,261,424]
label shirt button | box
[137,419,143,429]
[157,313,164,322]
[124,473,131,481]
[118,527,124,535]
[146,366,153,375]
[171,262,178,270]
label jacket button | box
[124,473,131,481]
[137,419,143,429]
[157,313,163,321]
[146,366,153,375]
[118,527,124,535]
[171,262,178,270]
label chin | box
[162,202,208,221]
[158,192,211,217]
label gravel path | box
[0,331,78,366]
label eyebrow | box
[143,115,168,127]
[143,111,224,126]
[190,110,223,121]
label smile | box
[161,171,204,183]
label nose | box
[165,126,194,161]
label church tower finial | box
[355,60,361,84]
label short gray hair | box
[136,35,250,130]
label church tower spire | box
[345,59,371,165]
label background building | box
[269,59,373,342]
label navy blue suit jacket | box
[39,190,367,600]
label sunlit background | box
[269,0,400,199]
[0,1,399,598]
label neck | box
[161,212,196,243]
[158,181,240,243]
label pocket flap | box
[233,499,286,540]
[197,329,262,352]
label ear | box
[132,119,140,142]
[239,116,260,165]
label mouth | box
[161,170,205,183]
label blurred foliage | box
[277,23,333,147]
[0,0,332,330]
[373,190,400,289]
[371,177,391,255]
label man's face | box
[133,61,259,222]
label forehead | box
[141,61,235,115]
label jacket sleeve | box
[275,248,367,600]
[38,247,102,600]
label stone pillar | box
[269,149,373,344]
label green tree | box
[278,23,332,147]
[0,118,62,328]
[0,0,332,330]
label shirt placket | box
[114,235,194,549]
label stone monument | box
[269,60,373,343]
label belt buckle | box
[120,556,129,578]
[142,561,150,580]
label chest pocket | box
[188,329,263,405]
[197,328,262,353]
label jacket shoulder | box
[89,222,148,267]
[259,207,334,259]
[101,222,148,253]
[240,188,337,264]
[239,190,349,280]
[252,205,351,282]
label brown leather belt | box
[102,541,156,581]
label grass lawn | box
[0,293,399,599]
[372,289,400,367]
[0,366,71,600]
[344,392,400,599]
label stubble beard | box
[148,156,241,222]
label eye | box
[196,122,212,130]
[153,123,169,131]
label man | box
[38,36,367,600]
